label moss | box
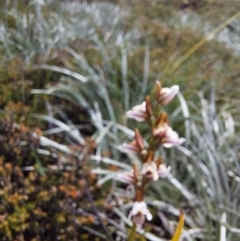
[0,117,107,240]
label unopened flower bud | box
[155,112,169,127]
[135,129,145,151]
[145,96,153,117]
[155,81,162,100]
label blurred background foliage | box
[0,0,240,240]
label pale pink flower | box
[120,130,145,155]
[128,201,152,228]
[159,85,179,105]
[121,143,139,155]
[157,164,171,178]
[153,123,185,148]
[141,162,159,181]
[115,171,135,184]
[126,102,147,122]
[142,161,171,180]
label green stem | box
[128,223,137,241]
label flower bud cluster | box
[118,81,185,228]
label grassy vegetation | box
[0,0,240,240]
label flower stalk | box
[99,81,185,240]
[122,81,185,238]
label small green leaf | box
[32,150,45,176]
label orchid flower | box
[121,142,139,155]
[142,161,171,180]
[126,102,147,122]
[159,85,179,105]
[155,81,179,105]
[121,129,145,155]
[116,171,135,184]
[157,163,171,178]
[141,161,159,181]
[128,201,152,228]
[153,123,185,148]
